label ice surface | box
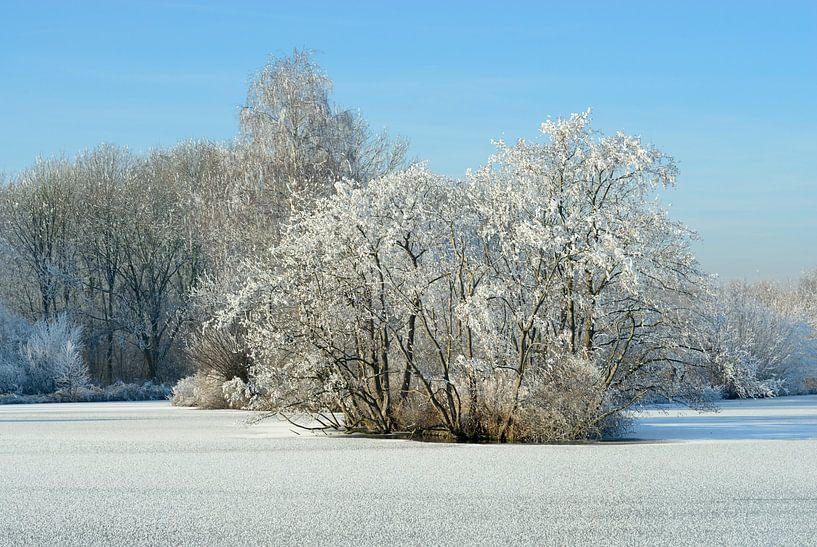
[1,397,816,545]
[629,395,817,441]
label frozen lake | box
[631,395,817,441]
[1,397,816,545]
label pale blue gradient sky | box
[1,1,815,280]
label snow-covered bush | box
[22,314,89,398]
[170,374,202,407]
[0,381,171,404]
[431,355,618,442]
[498,356,612,442]
[2,308,90,398]
[100,381,171,401]
[171,373,254,410]
[171,373,228,409]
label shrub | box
[22,314,89,397]
[0,381,171,404]
[449,356,617,443]
[514,357,612,442]
[170,374,200,407]
[171,373,228,409]
[185,323,252,383]
[0,362,27,394]
[101,381,172,401]
[170,373,258,410]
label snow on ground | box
[0,397,816,545]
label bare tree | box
[239,50,407,221]
[73,145,132,383]
[0,158,80,320]
[110,150,204,380]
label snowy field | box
[1,398,816,545]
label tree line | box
[0,51,405,393]
[1,51,815,439]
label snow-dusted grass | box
[1,397,815,545]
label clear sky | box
[1,0,815,281]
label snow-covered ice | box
[630,395,817,441]
[1,397,816,545]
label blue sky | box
[1,0,815,280]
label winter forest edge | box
[1,51,815,442]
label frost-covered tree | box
[224,166,458,430]
[177,52,408,402]
[220,112,709,441]
[699,279,817,397]
[461,111,706,435]
[239,49,407,221]
[795,269,817,334]
[0,52,408,389]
